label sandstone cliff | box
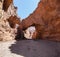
[22,0,60,41]
[0,0,21,41]
[3,0,13,11]
[0,0,60,41]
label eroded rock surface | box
[22,0,60,41]
[24,26,36,39]
[0,0,21,41]
[3,0,13,11]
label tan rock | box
[24,26,36,39]
[0,0,21,41]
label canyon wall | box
[0,0,60,41]
[22,0,60,41]
[3,0,13,11]
[0,0,22,41]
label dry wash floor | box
[0,40,60,57]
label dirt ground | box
[0,40,60,57]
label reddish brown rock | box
[3,0,13,11]
[7,16,21,28]
[22,0,60,41]
[7,16,24,40]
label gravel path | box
[0,40,60,57]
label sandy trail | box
[0,40,60,57]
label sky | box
[14,0,40,19]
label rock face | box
[7,16,24,40]
[0,0,21,41]
[24,26,36,39]
[22,0,60,41]
[7,16,21,28]
[3,0,13,11]
[0,17,17,41]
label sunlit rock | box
[0,0,21,41]
[24,26,36,39]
